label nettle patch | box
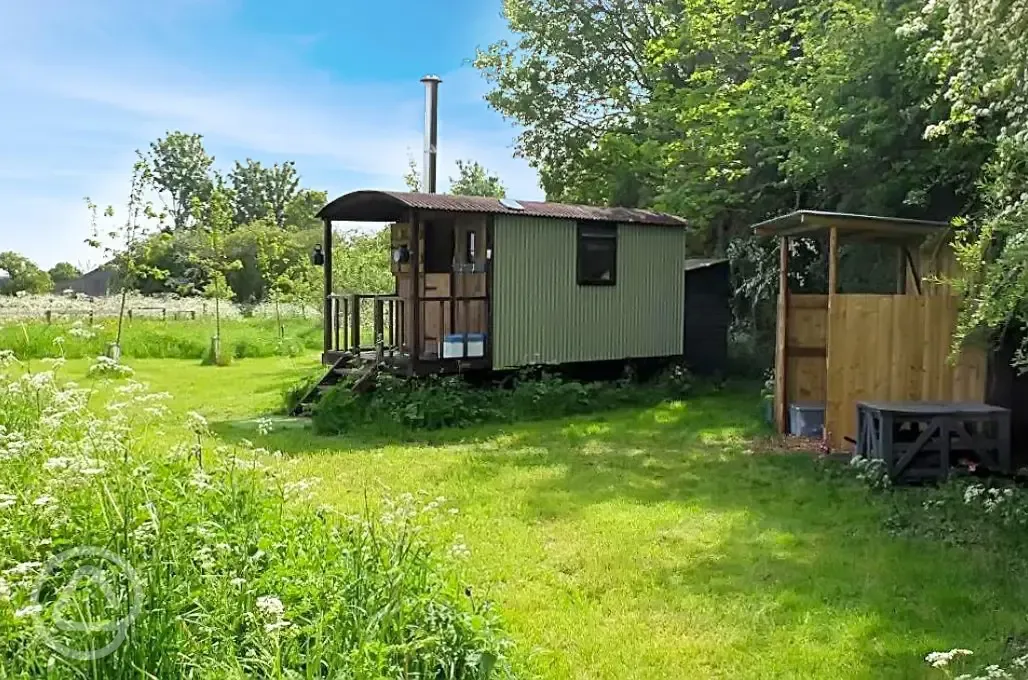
[0,350,514,678]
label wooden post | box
[45,310,52,324]
[449,222,457,339]
[350,294,361,352]
[322,217,334,358]
[410,210,421,370]
[374,298,384,363]
[333,297,341,351]
[825,226,840,449]
[896,244,908,295]
[774,236,790,433]
[828,227,839,296]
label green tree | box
[144,131,214,230]
[403,155,422,192]
[332,227,393,295]
[47,262,81,289]
[229,159,300,228]
[448,160,507,198]
[0,253,53,295]
[284,189,328,231]
[906,0,1028,361]
[189,183,243,364]
[86,160,170,355]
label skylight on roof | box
[499,198,525,211]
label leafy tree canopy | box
[47,262,82,288]
[0,252,53,296]
[448,160,507,198]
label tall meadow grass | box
[0,352,514,677]
[0,318,323,360]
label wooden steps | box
[290,356,378,416]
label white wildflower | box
[264,619,292,633]
[283,478,319,501]
[0,493,15,510]
[256,417,274,436]
[256,595,285,619]
[926,649,974,668]
[0,578,10,600]
[229,577,246,588]
[14,604,42,619]
[32,495,55,507]
[4,561,42,576]
[186,411,209,433]
[448,536,471,560]
[188,469,213,492]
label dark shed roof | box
[685,258,729,272]
[318,190,687,226]
[752,210,950,239]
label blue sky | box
[0,0,541,270]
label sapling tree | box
[189,184,242,365]
[254,227,290,336]
[85,160,169,360]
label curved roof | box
[318,190,687,226]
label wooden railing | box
[327,294,406,360]
[327,293,489,362]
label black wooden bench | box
[855,401,1011,483]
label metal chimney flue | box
[420,75,441,193]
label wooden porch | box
[322,291,491,376]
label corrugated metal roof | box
[318,190,687,226]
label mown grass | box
[98,357,1028,679]
[1,317,322,360]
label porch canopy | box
[752,210,950,242]
[317,190,687,225]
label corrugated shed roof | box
[318,190,687,226]
[685,258,729,272]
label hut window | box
[576,222,617,286]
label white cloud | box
[0,1,540,268]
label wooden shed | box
[753,211,988,451]
[314,191,689,376]
[683,259,731,376]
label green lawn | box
[69,357,1028,678]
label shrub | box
[0,357,515,677]
[313,370,684,435]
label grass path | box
[74,357,1028,679]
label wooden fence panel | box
[786,295,828,404]
[826,295,986,450]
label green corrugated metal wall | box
[492,216,687,369]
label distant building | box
[66,266,115,297]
